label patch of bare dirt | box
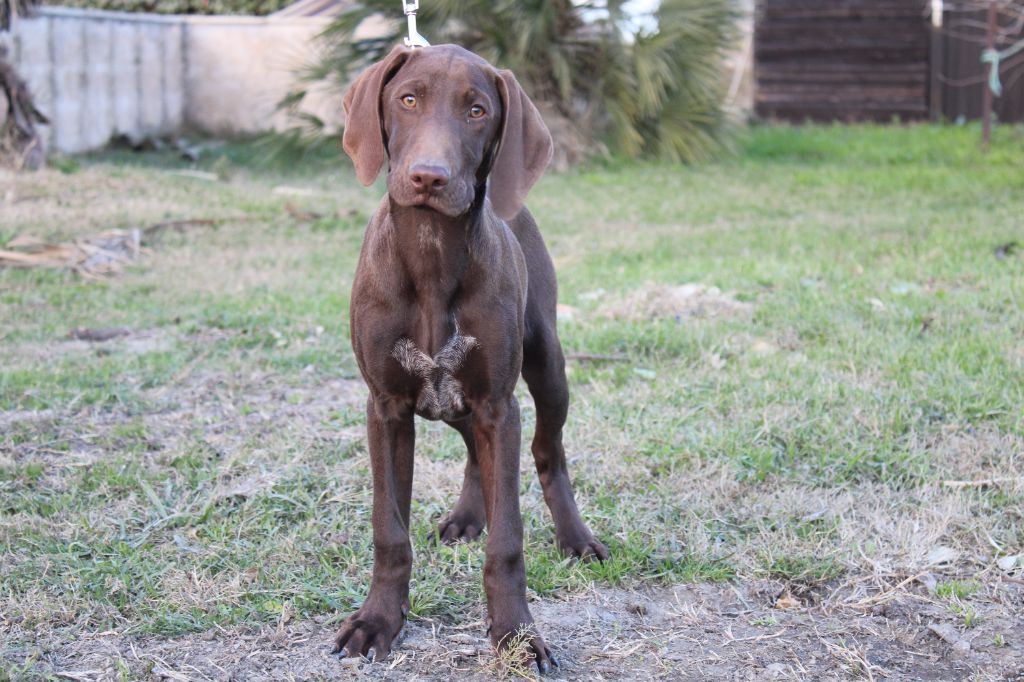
[5,581,1022,681]
[597,283,754,322]
[1,359,367,482]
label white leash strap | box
[402,1,430,48]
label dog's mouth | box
[408,192,452,213]
[388,178,473,217]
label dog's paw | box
[436,510,485,544]
[332,603,406,663]
[489,618,558,675]
[556,532,610,562]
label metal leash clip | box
[402,1,430,48]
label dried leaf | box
[774,592,801,609]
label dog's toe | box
[560,535,610,562]
[436,514,485,544]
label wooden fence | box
[754,0,933,122]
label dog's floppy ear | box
[343,45,411,186]
[489,69,554,221]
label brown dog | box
[333,44,608,673]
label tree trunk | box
[0,45,47,169]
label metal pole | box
[929,1,943,122]
[982,0,997,148]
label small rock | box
[925,546,959,567]
[997,554,1021,571]
[447,633,483,645]
[766,662,788,677]
[632,368,656,381]
[928,622,971,655]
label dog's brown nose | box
[409,164,450,193]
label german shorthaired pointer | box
[333,44,608,673]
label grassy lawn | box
[1,124,1023,679]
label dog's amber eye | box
[469,105,485,119]
[401,95,417,109]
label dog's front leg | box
[333,395,414,662]
[474,396,556,673]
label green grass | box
[937,579,981,601]
[2,123,1023,649]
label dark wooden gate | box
[938,3,1024,122]
[754,0,932,122]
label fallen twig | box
[54,672,104,682]
[68,327,130,342]
[941,477,1023,489]
[0,230,141,277]
[847,572,927,608]
[566,353,629,362]
[723,627,790,645]
[1,215,255,277]
[142,215,256,236]
[284,203,324,222]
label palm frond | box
[283,0,738,164]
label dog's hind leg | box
[522,318,609,561]
[436,418,487,543]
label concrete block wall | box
[185,19,331,135]
[6,7,344,155]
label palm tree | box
[1,0,47,169]
[296,0,737,165]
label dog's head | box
[342,44,553,220]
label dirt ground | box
[3,331,1024,682]
[7,579,1023,681]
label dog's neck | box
[384,189,495,358]
[387,187,492,281]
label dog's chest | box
[391,328,478,421]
